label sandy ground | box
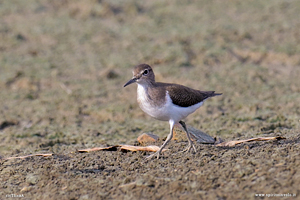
[1,0,300,199]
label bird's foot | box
[146,151,161,160]
[181,143,197,153]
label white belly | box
[137,84,203,122]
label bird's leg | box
[146,120,175,159]
[179,121,197,153]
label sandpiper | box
[124,64,222,159]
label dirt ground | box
[1,0,300,199]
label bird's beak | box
[123,78,137,87]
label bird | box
[123,64,222,159]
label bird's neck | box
[137,80,156,89]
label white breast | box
[137,84,204,122]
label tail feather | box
[200,91,222,100]
[212,92,222,96]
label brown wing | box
[166,84,221,107]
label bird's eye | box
[142,69,149,76]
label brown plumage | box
[123,64,222,159]
[147,82,222,107]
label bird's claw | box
[182,143,197,153]
[146,151,161,159]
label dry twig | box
[216,136,285,147]
[2,153,53,161]
[78,145,167,153]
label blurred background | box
[1,0,300,155]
